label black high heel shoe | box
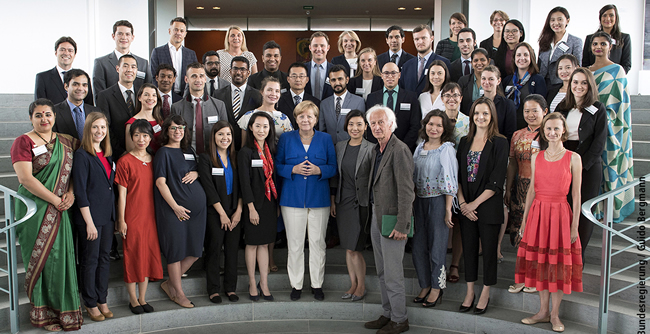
[413,287,431,303]
[258,282,274,301]
[459,295,475,312]
[249,284,260,301]
[473,298,490,315]
[423,289,443,308]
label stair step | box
[0,122,32,142]
[0,173,18,193]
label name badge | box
[212,168,224,176]
[341,108,350,115]
[350,63,358,70]
[325,77,331,85]
[355,88,365,95]
[281,88,287,94]
[153,124,162,133]
[207,116,219,124]
[136,71,146,79]
[585,105,598,115]
[611,39,617,46]
[400,103,411,110]
[112,162,116,171]
[424,69,429,76]
[419,150,428,156]
[184,154,195,161]
[479,88,485,96]
[251,159,263,167]
[32,145,47,156]
[531,140,540,149]
[558,43,569,52]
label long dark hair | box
[466,97,505,143]
[419,109,455,144]
[245,112,276,154]
[134,83,163,124]
[499,19,525,50]
[209,120,236,168]
[556,68,598,111]
[597,4,623,49]
[423,60,449,94]
[538,7,571,52]
[160,114,189,150]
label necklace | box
[34,131,54,149]
[544,148,566,161]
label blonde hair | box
[81,112,112,157]
[224,26,249,52]
[294,100,319,120]
[355,47,381,78]
[337,31,361,54]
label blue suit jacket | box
[275,130,337,208]
[150,44,198,94]
[304,61,334,100]
[72,149,116,226]
[318,92,366,144]
[399,52,451,93]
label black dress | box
[238,146,278,245]
[154,147,207,263]
[336,145,368,251]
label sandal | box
[160,280,173,301]
[44,324,62,332]
[508,283,525,293]
[523,286,537,293]
[447,265,460,283]
[269,265,278,272]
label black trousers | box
[458,218,501,286]
[77,222,113,308]
[204,211,241,295]
[567,162,602,264]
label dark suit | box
[377,50,416,71]
[35,67,94,105]
[150,44,198,94]
[583,33,631,73]
[457,135,508,286]
[331,55,353,76]
[93,52,151,101]
[319,92,366,144]
[304,61,334,100]
[366,88,421,152]
[247,69,290,91]
[213,85,262,150]
[400,52,451,94]
[449,58,472,83]
[198,152,241,295]
[95,83,133,159]
[72,148,115,308]
[52,100,100,139]
[170,93,229,154]
[347,76,383,99]
[492,94,517,143]
[277,91,320,129]
[238,146,276,211]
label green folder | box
[381,215,414,238]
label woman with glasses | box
[493,19,525,80]
[538,7,583,87]
[480,10,510,58]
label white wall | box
[4,0,148,95]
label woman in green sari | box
[587,31,634,222]
[10,98,83,331]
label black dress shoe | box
[290,288,302,301]
[109,249,120,260]
[227,293,239,302]
[413,288,431,303]
[474,299,490,314]
[210,295,222,304]
[423,289,443,308]
[140,303,154,313]
[459,295,475,313]
[249,285,260,301]
[311,287,324,301]
[129,303,144,314]
[257,283,274,301]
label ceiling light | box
[213,6,220,10]
[414,7,422,11]
[398,7,406,11]
[196,6,204,10]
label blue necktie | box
[73,106,85,139]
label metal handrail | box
[0,184,37,334]
[582,173,650,334]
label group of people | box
[14,4,632,334]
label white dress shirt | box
[168,42,184,93]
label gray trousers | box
[371,206,408,323]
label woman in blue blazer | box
[72,112,116,322]
[275,100,337,301]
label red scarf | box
[255,141,277,200]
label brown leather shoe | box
[364,315,390,329]
[377,319,410,334]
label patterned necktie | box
[386,90,395,110]
[233,88,242,119]
[73,106,85,139]
[126,90,135,116]
[314,64,322,100]
[209,79,215,96]
[335,96,342,118]
[463,60,471,76]
[194,98,204,154]
[162,94,170,119]
[294,95,301,106]
[417,57,426,82]
[390,54,398,64]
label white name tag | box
[325,77,331,85]
[355,88,365,95]
[341,108,350,115]
[112,162,116,171]
[419,150,428,156]
[585,105,598,115]
[184,154,195,161]
[400,103,410,110]
[212,168,224,176]
[32,145,47,156]
[531,140,540,149]
[207,116,219,124]
[350,63,358,70]
[281,88,287,94]
[136,71,146,79]
[611,39,617,46]
[558,43,569,52]
[479,88,485,96]
[251,159,263,167]
[153,124,162,133]
[424,69,428,76]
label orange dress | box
[514,150,583,294]
[115,153,163,283]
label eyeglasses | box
[289,74,308,79]
[504,29,520,35]
[492,18,506,23]
[442,93,461,99]
[231,67,249,73]
[382,71,399,77]
[169,126,186,131]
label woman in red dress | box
[116,119,163,314]
[515,112,583,332]
[125,83,164,153]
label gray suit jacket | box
[333,139,375,205]
[538,34,583,86]
[171,94,228,154]
[368,135,415,234]
[318,92,366,144]
[183,76,229,98]
[93,52,151,100]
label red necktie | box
[162,94,170,118]
[194,98,204,154]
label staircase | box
[0,94,647,333]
